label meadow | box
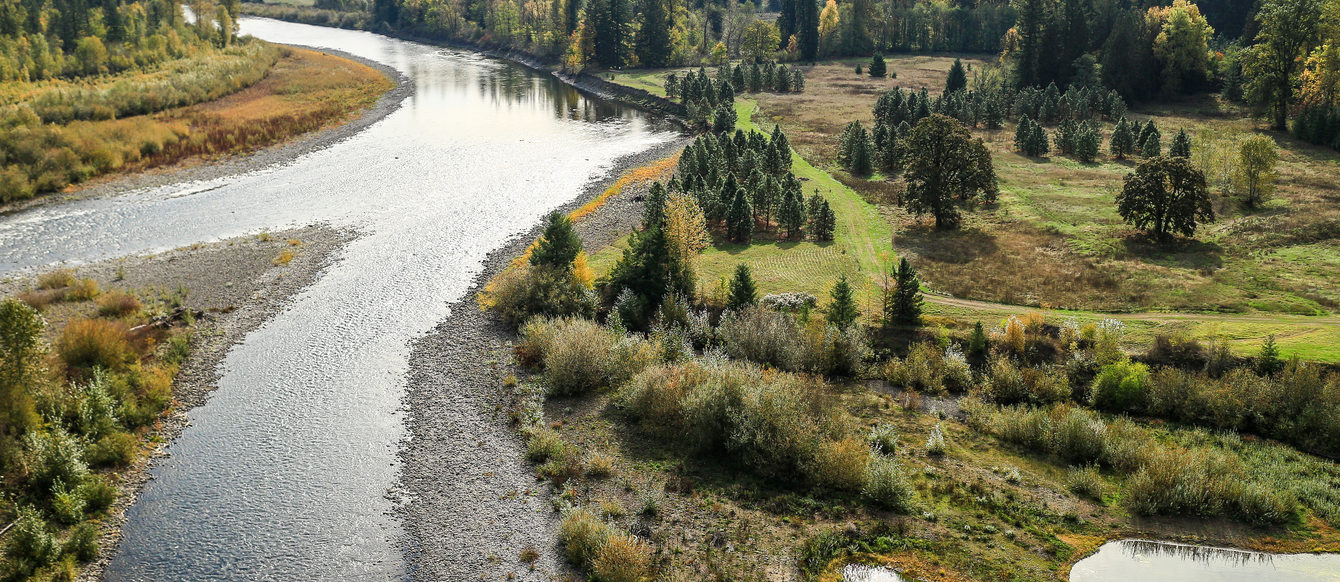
[0,44,391,205]
[603,59,1340,361]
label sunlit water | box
[0,18,675,580]
[1070,539,1340,581]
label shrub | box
[24,428,88,495]
[810,437,871,491]
[1090,360,1149,413]
[520,317,653,396]
[558,507,614,567]
[86,432,137,467]
[79,474,117,515]
[798,320,870,377]
[868,423,899,455]
[926,423,947,456]
[64,522,100,562]
[590,533,654,582]
[883,342,947,394]
[717,306,800,370]
[65,278,101,302]
[598,497,626,519]
[1065,465,1106,501]
[5,507,57,571]
[57,319,134,373]
[38,270,77,290]
[863,455,914,512]
[525,428,568,463]
[481,265,596,328]
[51,479,87,525]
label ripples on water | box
[0,18,675,581]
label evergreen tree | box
[779,189,805,239]
[1141,129,1162,158]
[967,321,988,368]
[791,69,806,92]
[868,53,887,78]
[779,0,798,51]
[945,58,967,93]
[797,0,819,61]
[725,182,754,242]
[633,0,670,67]
[1029,122,1050,157]
[643,181,667,229]
[712,103,737,133]
[1256,334,1283,375]
[1074,121,1100,162]
[1110,118,1135,159]
[1169,128,1192,158]
[810,198,836,241]
[607,225,693,325]
[727,264,758,309]
[1014,116,1033,153]
[587,0,630,68]
[887,257,922,325]
[531,212,583,270]
[826,275,859,330]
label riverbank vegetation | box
[0,44,391,204]
[0,278,191,580]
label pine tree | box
[1014,116,1033,153]
[1029,122,1050,157]
[889,257,922,325]
[1141,129,1162,158]
[868,53,886,78]
[725,182,754,242]
[780,189,805,239]
[634,0,671,68]
[1256,334,1283,376]
[531,212,583,270]
[727,263,758,309]
[826,275,859,330]
[945,57,967,93]
[1110,118,1135,159]
[1169,128,1192,158]
[811,198,836,241]
[1074,121,1100,163]
[712,104,737,133]
[797,0,819,61]
[643,181,667,229]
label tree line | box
[0,0,242,81]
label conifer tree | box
[869,53,887,78]
[727,263,758,309]
[967,321,988,368]
[945,57,967,92]
[1256,334,1283,376]
[887,257,922,325]
[726,183,754,242]
[826,275,859,329]
[643,181,667,229]
[1110,118,1135,159]
[531,212,583,270]
[1169,128,1192,158]
[1141,128,1162,158]
[780,189,806,239]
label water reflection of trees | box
[1120,539,1274,568]
[841,564,908,582]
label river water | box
[0,18,675,580]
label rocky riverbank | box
[395,136,689,581]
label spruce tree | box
[868,53,886,78]
[531,212,583,270]
[1170,128,1192,158]
[1256,334,1283,376]
[889,257,922,325]
[826,275,859,330]
[850,129,873,176]
[727,264,758,309]
[945,58,967,93]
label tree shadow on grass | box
[894,224,999,265]
[1119,232,1224,272]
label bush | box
[868,423,899,455]
[97,291,142,317]
[38,270,77,290]
[481,265,596,328]
[988,357,1071,405]
[525,428,568,463]
[926,423,947,456]
[798,320,870,377]
[79,474,117,515]
[5,507,57,571]
[520,317,653,396]
[883,342,949,394]
[591,533,653,582]
[65,279,100,301]
[558,507,614,567]
[810,437,870,491]
[50,479,87,525]
[86,432,137,468]
[1065,465,1106,501]
[1089,360,1149,412]
[24,428,88,496]
[717,306,800,370]
[1125,448,1296,525]
[585,451,615,479]
[57,319,134,373]
[863,455,914,512]
[64,523,100,562]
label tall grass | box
[518,317,657,395]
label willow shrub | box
[518,317,655,396]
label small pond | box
[1069,539,1340,581]
[842,564,908,582]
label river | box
[0,18,676,580]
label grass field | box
[602,58,1340,361]
[0,46,391,205]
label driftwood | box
[0,518,17,539]
[127,307,203,336]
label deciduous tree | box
[1116,155,1214,240]
[901,114,998,229]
